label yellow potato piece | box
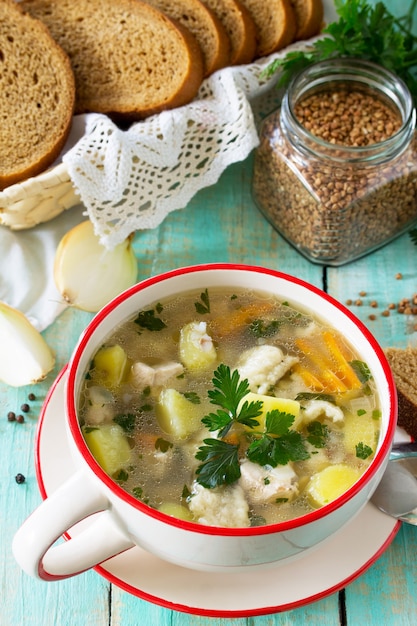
[179,322,217,372]
[241,392,302,431]
[343,411,377,456]
[156,388,201,439]
[158,502,194,522]
[306,464,363,508]
[83,423,131,476]
[92,344,130,389]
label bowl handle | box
[12,470,134,580]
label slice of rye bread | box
[290,0,323,41]
[238,0,297,58]
[200,0,257,65]
[385,347,417,441]
[20,0,204,121]
[145,0,231,76]
[0,0,75,190]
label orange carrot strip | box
[322,331,362,390]
[295,336,348,392]
[212,301,275,336]
[292,363,325,391]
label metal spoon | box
[372,442,417,525]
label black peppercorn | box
[15,473,26,484]
[16,414,25,424]
[28,393,36,401]
[21,403,30,413]
[7,411,16,422]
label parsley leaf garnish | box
[295,392,336,403]
[306,421,329,448]
[249,319,282,338]
[202,364,262,437]
[356,442,374,459]
[195,289,211,314]
[349,360,372,383]
[113,413,136,434]
[247,410,310,467]
[114,468,129,482]
[195,439,241,488]
[183,391,201,404]
[134,308,167,331]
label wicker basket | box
[0,162,80,230]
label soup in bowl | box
[13,264,397,580]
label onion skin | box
[0,302,55,387]
[53,220,138,313]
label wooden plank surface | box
[3,0,417,622]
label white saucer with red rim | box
[35,367,400,618]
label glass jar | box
[252,58,417,265]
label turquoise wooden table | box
[2,151,417,625]
[2,0,417,620]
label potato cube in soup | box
[306,464,362,508]
[240,392,302,431]
[179,321,217,372]
[92,344,130,389]
[83,423,132,476]
[343,410,378,456]
[158,502,195,521]
[156,388,202,439]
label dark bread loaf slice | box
[0,0,75,190]
[290,0,323,41]
[21,0,204,121]
[238,0,297,58]
[385,347,417,440]
[200,0,257,65]
[145,0,231,76]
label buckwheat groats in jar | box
[252,59,417,265]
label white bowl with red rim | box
[12,263,397,580]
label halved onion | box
[54,220,138,312]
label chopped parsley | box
[295,392,336,403]
[134,307,167,331]
[194,289,210,314]
[349,360,372,383]
[182,391,201,404]
[306,421,329,448]
[249,319,282,338]
[113,413,136,434]
[114,468,129,482]
[356,442,374,459]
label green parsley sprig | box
[195,439,241,488]
[246,410,310,467]
[202,364,263,438]
[265,0,417,103]
[195,365,312,489]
